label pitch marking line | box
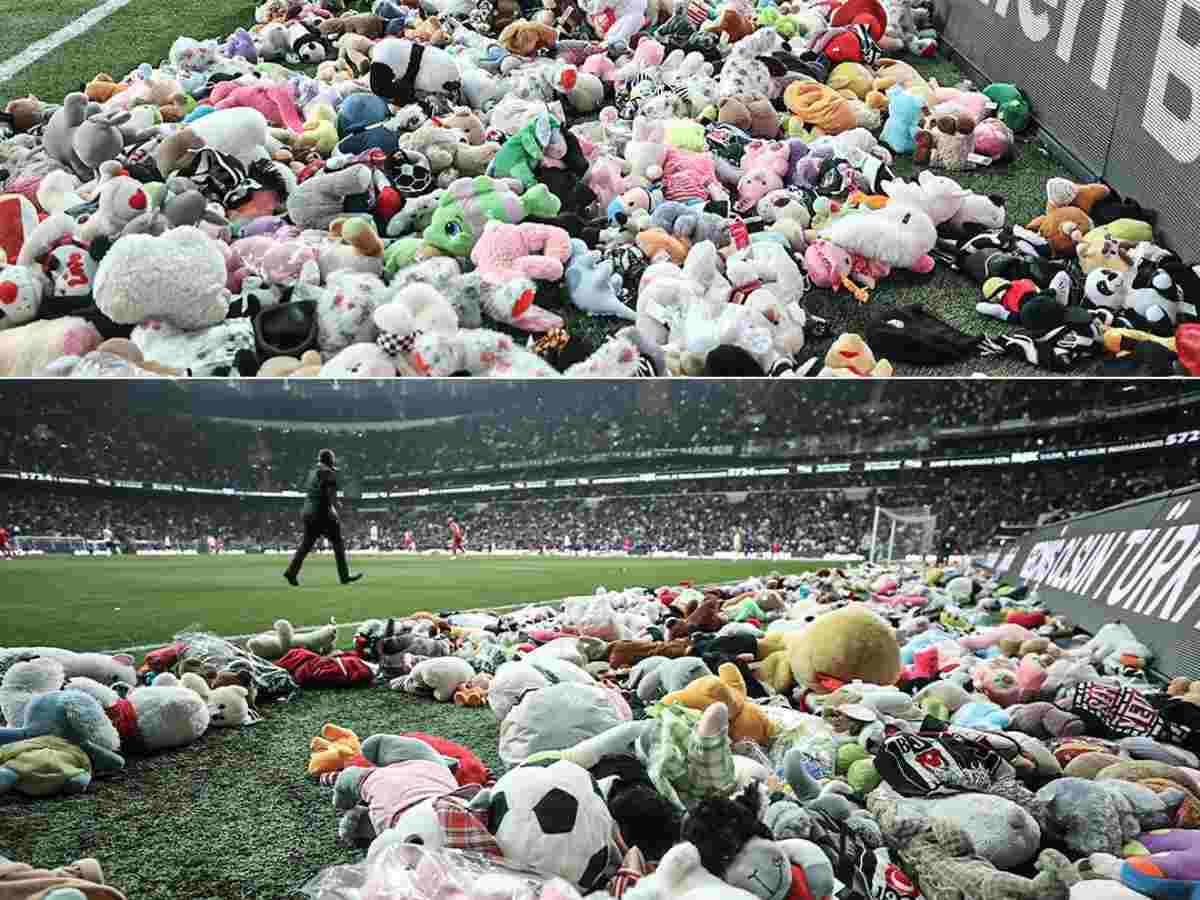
[0,0,140,85]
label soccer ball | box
[482,758,618,891]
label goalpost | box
[13,535,90,555]
[868,505,937,564]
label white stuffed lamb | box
[395,657,476,701]
[246,617,338,659]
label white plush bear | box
[0,658,64,727]
[66,677,211,752]
[95,226,231,329]
[623,842,760,900]
[396,657,476,701]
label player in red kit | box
[403,529,416,551]
[448,518,465,556]
[0,526,12,559]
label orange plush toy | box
[308,723,366,775]
[662,662,777,745]
[784,82,857,136]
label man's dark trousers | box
[287,514,350,581]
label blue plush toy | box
[564,238,636,320]
[0,689,125,774]
[950,700,1011,731]
[880,85,924,155]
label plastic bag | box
[299,843,584,900]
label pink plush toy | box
[972,656,1021,707]
[582,54,618,82]
[734,140,790,213]
[613,38,664,84]
[804,240,852,289]
[227,234,321,289]
[208,80,304,133]
[661,148,728,206]
[1,316,102,376]
[958,623,1038,651]
[470,221,572,285]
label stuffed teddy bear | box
[913,113,976,171]
[716,94,780,139]
[65,676,211,752]
[0,658,67,732]
[788,604,900,711]
[661,662,776,745]
[396,657,477,701]
[498,19,558,55]
[171,673,260,726]
[94,225,230,329]
[246,618,338,659]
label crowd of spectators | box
[3,456,1192,558]
[3,383,1197,494]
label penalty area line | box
[0,0,140,85]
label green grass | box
[0,554,831,899]
[1,553,832,651]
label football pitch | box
[2,553,833,652]
[1,552,830,900]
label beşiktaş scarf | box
[179,148,287,208]
[873,728,1007,798]
[978,308,1111,371]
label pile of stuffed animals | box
[1,0,1196,377]
[12,560,1200,899]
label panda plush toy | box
[370,38,462,108]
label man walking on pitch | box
[284,449,363,587]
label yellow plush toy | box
[788,604,901,710]
[662,663,778,745]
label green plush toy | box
[982,83,1032,132]
[423,176,561,257]
[0,736,92,797]
[488,112,562,190]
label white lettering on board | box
[1144,0,1200,163]
[1019,0,1057,42]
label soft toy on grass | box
[0,854,128,900]
[66,677,211,752]
[246,617,338,660]
[394,657,477,701]
[0,658,65,728]
[0,736,93,797]
[0,689,124,775]
[309,723,364,775]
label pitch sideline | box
[0,0,140,84]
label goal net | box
[14,535,89,555]
[868,506,937,564]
